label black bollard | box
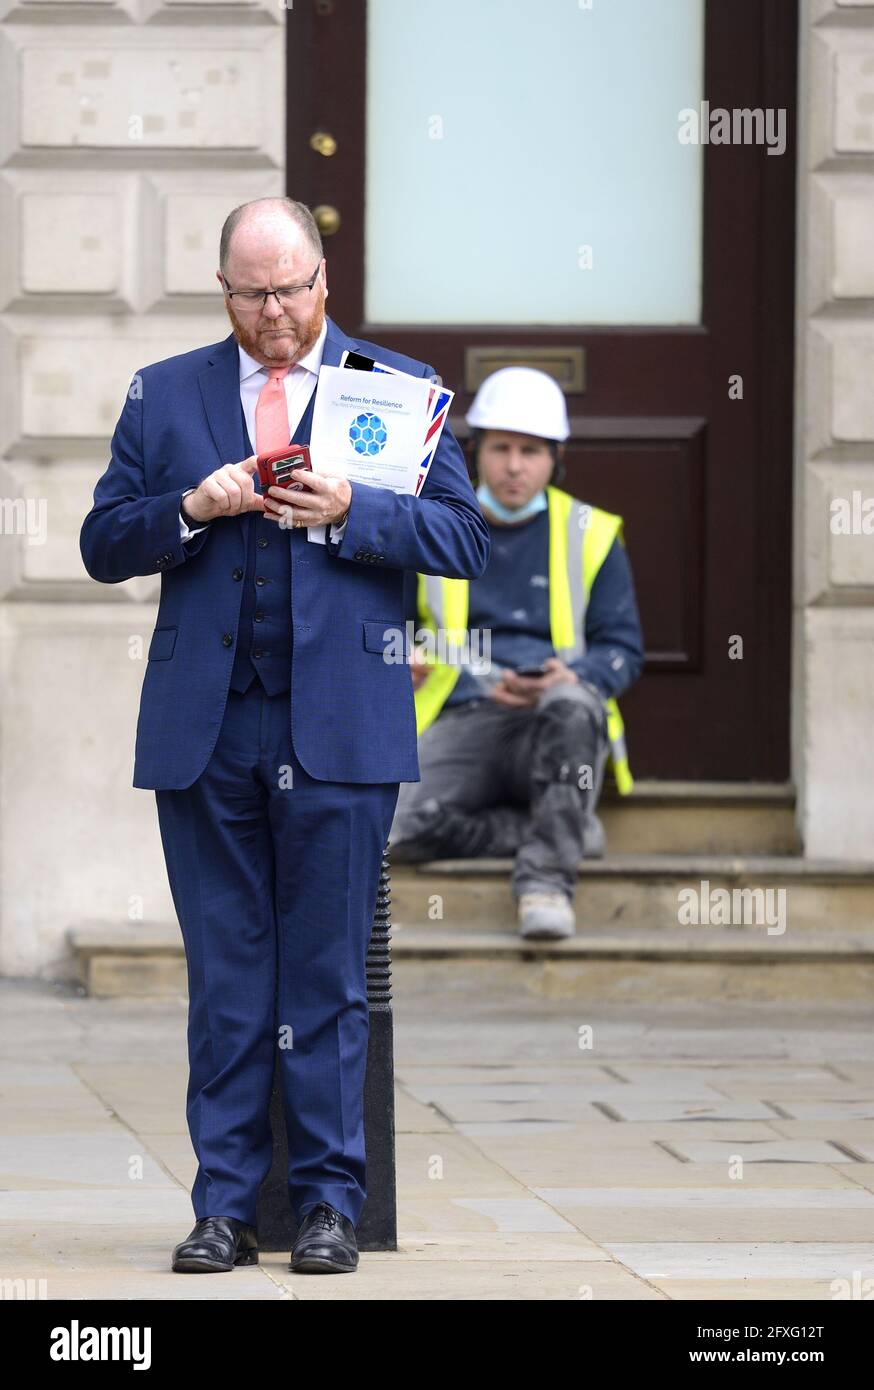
[256,847,397,1252]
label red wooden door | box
[286,0,797,781]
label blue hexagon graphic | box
[349,411,388,456]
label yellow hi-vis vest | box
[413,484,633,794]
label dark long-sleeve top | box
[402,506,644,707]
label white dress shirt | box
[179,319,349,542]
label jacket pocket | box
[362,619,409,660]
[148,626,178,661]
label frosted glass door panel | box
[365,0,704,324]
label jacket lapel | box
[197,333,248,467]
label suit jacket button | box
[222,633,233,647]
[232,567,243,581]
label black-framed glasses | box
[223,262,322,310]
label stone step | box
[69,858,874,1001]
[389,926,874,962]
[596,781,798,854]
[69,923,187,999]
[390,855,874,934]
[67,919,874,1004]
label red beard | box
[224,287,326,366]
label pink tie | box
[255,366,292,454]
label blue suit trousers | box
[155,681,400,1228]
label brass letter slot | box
[465,346,585,394]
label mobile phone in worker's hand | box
[256,445,312,496]
[514,662,550,678]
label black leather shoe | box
[171,1216,259,1272]
[290,1202,359,1273]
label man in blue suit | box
[79,197,489,1275]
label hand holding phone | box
[256,445,313,496]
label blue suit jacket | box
[79,316,490,789]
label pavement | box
[2,962,874,1301]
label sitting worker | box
[388,366,644,940]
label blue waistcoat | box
[229,405,292,695]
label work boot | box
[517,890,576,940]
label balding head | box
[219,197,322,276]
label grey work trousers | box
[388,680,610,900]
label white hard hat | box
[465,366,570,442]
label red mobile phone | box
[256,445,312,495]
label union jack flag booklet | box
[338,349,455,497]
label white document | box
[338,350,456,499]
[307,365,431,543]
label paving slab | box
[393,1230,605,1260]
[595,1099,781,1122]
[2,976,874,1301]
[764,1120,874,1148]
[659,1139,862,1164]
[604,1242,874,1281]
[767,1102,874,1121]
[133,1133,197,1189]
[395,1063,621,1086]
[0,1265,286,1301]
[841,1164,874,1192]
[394,1089,454,1132]
[448,1198,579,1233]
[72,1063,188,1134]
[541,1200,874,1243]
[456,1119,788,1148]
[648,1279,846,1300]
[271,1258,662,1301]
[831,1065,874,1084]
[835,1139,874,1162]
[609,1064,839,1086]
[534,1185,874,1209]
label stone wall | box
[794,0,874,857]
[0,0,284,976]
